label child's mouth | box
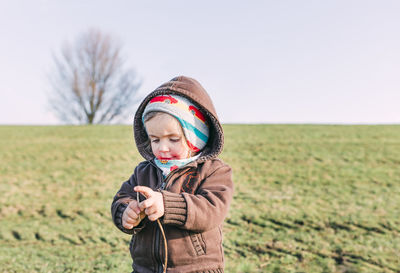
[158,157,172,160]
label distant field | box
[0,125,399,273]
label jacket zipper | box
[157,174,166,273]
[151,163,168,273]
[149,160,195,273]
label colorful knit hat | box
[142,94,209,152]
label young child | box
[111,76,233,273]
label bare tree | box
[48,29,141,124]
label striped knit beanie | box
[142,94,209,152]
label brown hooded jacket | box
[111,76,234,273]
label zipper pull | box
[160,182,166,190]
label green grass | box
[0,125,399,272]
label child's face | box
[145,113,191,160]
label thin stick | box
[157,219,168,273]
[136,191,141,221]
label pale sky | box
[1,0,400,124]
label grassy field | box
[0,124,399,273]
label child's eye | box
[151,139,159,143]
[170,138,180,142]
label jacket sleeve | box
[111,171,148,235]
[161,164,233,232]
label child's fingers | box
[123,222,133,229]
[145,206,157,216]
[124,216,136,225]
[127,200,141,214]
[147,211,163,221]
[139,197,154,210]
[125,207,139,220]
[122,213,135,225]
[122,214,135,229]
[134,186,154,199]
[148,214,158,221]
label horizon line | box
[0,122,399,126]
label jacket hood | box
[133,76,224,162]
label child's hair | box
[142,111,162,156]
[143,111,162,123]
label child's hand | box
[134,186,165,221]
[122,200,145,229]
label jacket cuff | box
[161,190,187,226]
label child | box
[111,76,233,273]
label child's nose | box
[159,141,169,152]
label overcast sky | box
[1,0,399,124]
